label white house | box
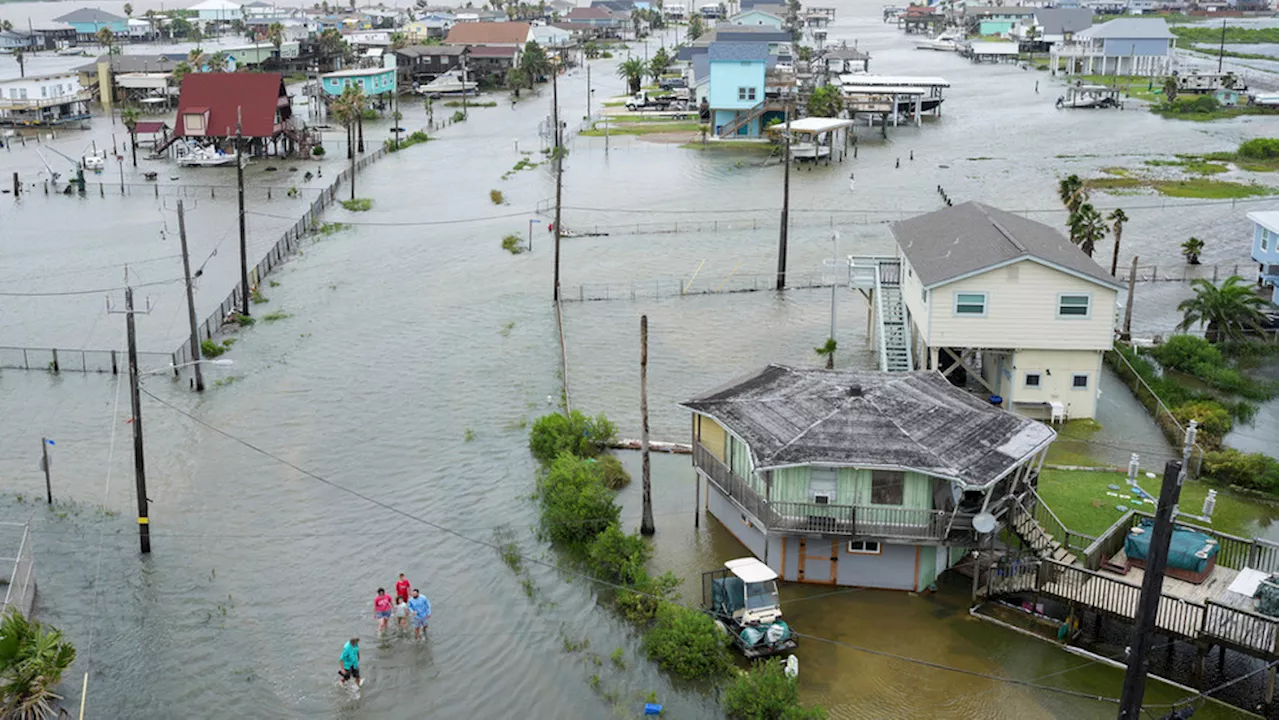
[189,0,244,22]
[1050,17,1175,77]
[684,366,1055,590]
[0,73,91,125]
[854,202,1123,422]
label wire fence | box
[173,146,390,366]
[1105,344,1204,476]
[560,272,833,302]
[0,522,35,619]
[1117,262,1260,285]
[0,346,174,374]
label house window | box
[1262,230,1272,252]
[1072,373,1089,389]
[954,292,987,316]
[1058,294,1091,317]
[1025,372,1041,388]
[848,540,881,555]
[737,86,756,101]
[870,470,904,506]
[921,288,927,304]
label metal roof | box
[681,365,1055,488]
[1077,17,1174,40]
[1032,8,1093,36]
[838,74,950,87]
[782,117,855,134]
[444,21,531,45]
[890,201,1124,290]
[174,72,289,138]
[1248,210,1280,235]
[53,8,126,23]
[708,42,771,62]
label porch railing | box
[1084,509,1279,575]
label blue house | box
[1248,210,1279,304]
[320,65,398,98]
[1051,18,1174,77]
[52,9,128,41]
[728,9,785,29]
[708,42,774,138]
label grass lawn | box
[679,141,777,153]
[1152,104,1279,122]
[1044,419,1110,467]
[1085,175,1276,199]
[1065,75,1164,104]
[580,121,702,137]
[1144,158,1229,175]
[1038,468,1278,539]
[1200,151,1280,173]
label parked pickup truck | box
[625,91,689,112]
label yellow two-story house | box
[888,202,1123,421]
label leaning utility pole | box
[776,98,792,290]
[110,287,153,554]
[552,60,563,302]
[1217,19,1226,74]
[177,200,204,392]
[1121,255,1138,342]
[1118,459,1183,719]
[236,107,250,318]
[640,314,654,536]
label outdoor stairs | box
[1010,505,1079,566]
[878,284,912,372]
[717,100,769,138]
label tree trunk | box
[357,113,364,153]
[346,122,353,159]
[1110,229,1122,275]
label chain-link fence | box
[0,522,35,619]
[561,272,833,302]
[1117,262,1259,285]
[1105,344,1204,476]
[0,346,174,374]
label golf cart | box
[702,558,797,658]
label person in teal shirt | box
[338,638,361,688]
[408,589,431,641]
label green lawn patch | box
[580,121,702,137]
[442,100,498,107]
[1085,175,1275,199]
[1172,24,1278,48]
[340,198,372,212]
[679,141,776,153]
[1152,101,1278,122]
[1037,468,1276,539]
[1063,75,1163,103]
[1044,419,1109,467]
[1143,158,1229,175]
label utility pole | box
[109,287,153,554]
[1217,19,1226,74]
[776,98,791,290]
[236,106,249,318]
[40,438,53,504]
[177,200,204,392]
[829,230,839,354]
[640,315,654,536]
[1179,420,1198,483]
[1117,459,1183,719]
[1121,255,1138,342]
[461,54,469,118]
[552,59,563,303]
[586,61,591,119]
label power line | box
[0,278,182,298]
[245,209,544,226]
[137,386,1138,707]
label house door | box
[795,537,838,584]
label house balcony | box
[1049,44,1104,58]
[0,91,92,111]
[693,442,991,544]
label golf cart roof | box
[725,558,778,583]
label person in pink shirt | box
[373,588,393,634]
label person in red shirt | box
[373,588,393,635]
[395,573,411,604]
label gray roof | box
[53,8,126,23]
[891,202,1124,290]
[682,365,1054,487]
[708,41,771,62]
[965,5,1037,15]
[1078,17,1174,40]
[73,53,187,73]
[823,46,869,60]
[1032,8,1093,35]
[396,44,466,57]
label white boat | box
[82,154,105,172]
[415,71,478,97]
[1056,85,1121,109]
[175,141,239,167]
[915,31,963,52]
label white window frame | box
[1024,372,1041,388]
[1057,292,1092,319]
[1071,373,1089,390]
[848,540,881,555]
[1261,228,1271,252]
[953,291,988,317]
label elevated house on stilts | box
[158,72,315,159]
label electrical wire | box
[245,209,543,226]
[81,358,127,672]
[136,385,1137,707]
[0,277,183,297]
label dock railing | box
[1083,509,1279,575]
[1018,489,1097,556]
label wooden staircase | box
[1009,493,1081,566]
[716,100,783,138]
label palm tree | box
[1177,276,1272,343]
[1107,208,1128,276]
[188,47,206,72]
[206,51,229,72]
[96,27,115,54]
[172,61,193,85]
[518,40,551,89]
[267,22,284,57]
[648,47,670,82]
[1181,236,1205,265]
[617,57,645,95]
[1068,203,1106,257]
[123,2,133,17]
[122,105,140,167]
[0,610,77,720]
[390,31,408,50]
[814,338,837,369]
[330,86,361,197]
[13,48,24,79]
[1057,174,1088,214]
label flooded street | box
[0,0,1276,716]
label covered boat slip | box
[778,117,854,162]
[838,74,949,127]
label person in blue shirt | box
[408,589,431,641]
[338,637,361,688]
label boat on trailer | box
[175,141,239,167]
[415,71,478,97]
[1057,84,1122,109]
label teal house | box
[53,9,128,41]
[320,65,397,98]
[683,366,1055,590]
[966,6,1035,37]
[708,42,779,138]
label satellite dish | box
[973,512,997,535]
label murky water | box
[0,1,1276,717]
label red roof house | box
[173,72,294,146]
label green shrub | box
[586,523,651,585]
[1151,334,1221,372]
[594,455,631,489]
[642,603,732,681]
[451,110,467,123]
[1202,448,1279,493]
[490,189,505,205]
[529,411,617,464]
[361,108,378,120]
[616,570,680,623]
[200,339,226,358]
[1171,400,1233,443]
[1164,95,1220,114]
[537,453,620,544]
[341,198,372,212]
[723,660,827,720]
[312,145,325,157]
[501,233,524,254]
[1238,138,1279,159]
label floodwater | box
[0,0,1277,717]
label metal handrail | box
[872,263,889,371]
